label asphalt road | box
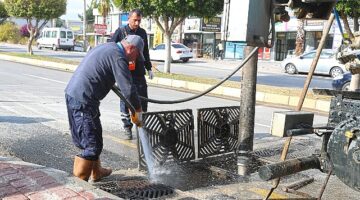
[1,60,360,199]
[0,43,334,89]
[0,59,329,172]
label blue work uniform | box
[111,25,152,130]
[65,42,140,160]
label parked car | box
[37,27,75,51]
[332,73,351,91]
[73,41,92,52]
[281,50,346,78]
[149,43,193,62]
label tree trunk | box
[295,19,305,56]
[164,33,172,73]
[179,22,183,43]
[354,16,359,32]
[340,11,355,41]
[27,29,35,55]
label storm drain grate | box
[252,141,319,163]
[98,179,174,199]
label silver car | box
[281,50,346,78]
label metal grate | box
[197,106,240,158]
[139,109,195,170]
[98,179,174,199]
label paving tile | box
[35,176,57,186]
[27,191,52,200]
[2,193,29,200]
[0,168,18,177]
[10,178,35,188]
[26,170,48,179]
[3,172,25,182]
[50,188,79,199]
[79,191,96,200]
[0,185,18,198]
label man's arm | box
[141,29,152,71]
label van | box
[36,28,75,51]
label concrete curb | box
[0,53,331,112]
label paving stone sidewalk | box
[0,157,121,200]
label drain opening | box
[97,179,174,199]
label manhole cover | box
[97,179,174,199]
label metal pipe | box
[258,155,321,181]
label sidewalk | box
[0,157,121,200]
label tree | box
[336,0,360,39]
[0,1,8,24]
[295,19,305,56]
[336,0,360,91]
[91,0,112,25]
[114,0,224,73]
[78,4,95,25]
[4,0,66,55]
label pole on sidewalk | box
[238,46,258,176]
[83,0,87,52]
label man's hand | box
[130,110,143,127]
[148,70,154,80]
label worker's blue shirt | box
[65,42,140,109]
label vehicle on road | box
[150,43,193,63]
[36,28,75,51]
[281,49,346,78]
[332,73,351,91]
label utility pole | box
[238,46,258,176]
[83,0,87,52]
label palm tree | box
[92,0,112,25]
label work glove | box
[148,70,154,80]
[130,109,143,127]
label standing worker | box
[111,9,154,140]
[65,35,145,181]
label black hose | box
[111,85,135,113]
[140,47,259,104]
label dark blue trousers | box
[66,94,102,160]
[120,75,148,129]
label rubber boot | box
[73,156,94,181]
[90,159,112,182]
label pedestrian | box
[111,9,153,140]
[217,42,224,60]
[65,35,145,181]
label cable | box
[139,47,259,104]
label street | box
[0,59,329,172]
[0,43,334,89]
[1,60,360,199]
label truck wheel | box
[52,45,57,51]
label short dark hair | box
[129,9,142,17]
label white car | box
[281,50,347,78]
[150,43,193,62]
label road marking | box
[248,187,287,199]
[103,134,137,149]
[22,74,67,84]
[255,123,271,128]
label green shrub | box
[0,22,20,43]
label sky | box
[61,0,91,21]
